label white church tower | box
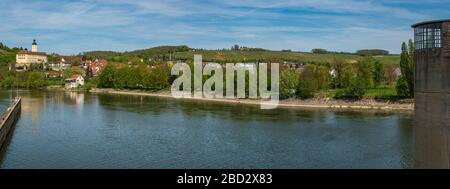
[31,39,38,52]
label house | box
[392,67,402,78]
[330,68,337,78]
[15,39,47,71]
[49,57,72,71]
[85,59,108,76]
[65,74,84,89]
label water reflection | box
[0,90,414,169]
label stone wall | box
[0,97,21,150]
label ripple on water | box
[0,90,414,169]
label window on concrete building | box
[414,23,442,50]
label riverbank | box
[90,88,414,111]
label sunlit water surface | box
[0,90,413,168]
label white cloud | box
[219,0,426,19]
[0,0,444,54]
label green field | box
[372,55,401,65]
[317,85,398,100]
[155,50,398,65]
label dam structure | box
[412,20,450,168]
[0,97,21,150]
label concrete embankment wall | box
[0,97,21,150]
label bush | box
[357,56,375,89]
[97,65,117,88]
[333,89,347,99]
[280,69,300,99]
[293,64,332,99]
[340,64,356,88]
[373,60,385,87]
[311,48,328,54]
[83,83,94,90]
[26,72,45,88]
[0,75,16,88]
[296,81,315,99]
[334,79,367,99]
[345,79,367,99]
[315,65,331,90]
[396,76,410,98]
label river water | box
[0,90,414,168]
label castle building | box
[16,39,47,71]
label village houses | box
[85,59,108,76]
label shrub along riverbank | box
[93,55,408,102]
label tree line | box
[280,56,386,99]
[96,39,413,100]
[311,48,389,56]
[0,71,46,89]
[97,64,171,91]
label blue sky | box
[1,0,449,55]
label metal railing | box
[0,97,21,122]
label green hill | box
[0,43,16,67]
[83,46,400,65]
[1,43,400,67]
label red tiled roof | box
[17,50,46,56]
[70,74,81,79]
[85,59,108,66]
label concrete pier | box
[0,97,21,150]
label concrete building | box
[15,39,47,71]
[412,19,450,168]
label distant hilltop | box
[1,42,399,66]
[81,45,399,65]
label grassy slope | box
[0,48,15,67]
[318,85,398,100]
[372,55,400,65]
[172,50,399,64]
[84,46,400,65]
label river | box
[0,90,414,168]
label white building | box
[49,57,72,71]
[330,69,337,78]
[65,74,85,89]
[16,39,47,71]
